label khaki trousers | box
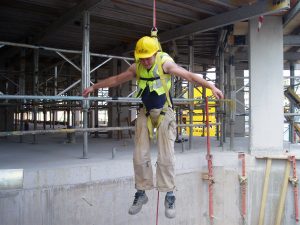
[133,107,176,192]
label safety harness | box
[136,52,173,139]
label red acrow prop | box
[238,152,247,220]
[205,97,214,222]
[289,156,299,222]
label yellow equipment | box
[183,87,218,137]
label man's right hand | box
[82,86,94,97]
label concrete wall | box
[0,152,298,225]
[249,16,284,152]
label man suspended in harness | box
[82,36,223,219]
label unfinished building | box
[1,1,300,224]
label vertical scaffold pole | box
[188,35,194,150]
[82,10,90,159]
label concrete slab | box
[1,134,300,225]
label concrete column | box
[249,16,283,152]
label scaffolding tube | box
[82,10,90,159]
[0,127,134,137]
[90,58,112,73]
[0,40,134,61]
[188,35,194,150]
[0,123,221,137]
[56,51,81,72]
[219,47,225,146]
[57,80,81,96]
[0,95,212,103]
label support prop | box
[275,160,291,225]
[203,97,214,223]
[289,155,299,222]
[258,158,272,225]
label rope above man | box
[82,36,223,219]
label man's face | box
[139,55,155,70]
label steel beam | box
[161,0,217,15]
[0,0,105,61]
[235,52,300,61]
[115,0,201,21]
[37,0,105,43]
[284,35,300,46]
[208,0,236,9]
[158,1,289,42]
[283,0,300,27]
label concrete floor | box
[0,132,245,170]
[1,132,300,225]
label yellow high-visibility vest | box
[135,52,173,107]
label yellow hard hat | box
[134,36,159,60]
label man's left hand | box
[212,87,224,99]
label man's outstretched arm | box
[82,64,136,97]
[163,61,224,99]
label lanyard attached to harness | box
[139,11,173,140]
